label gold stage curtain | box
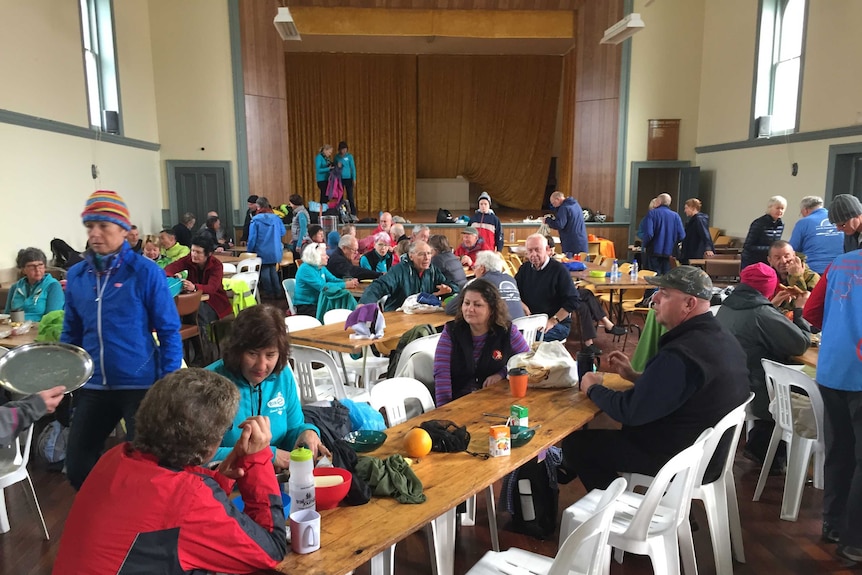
[416,55,562,210]
[284,53,417,213]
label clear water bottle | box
[609,259,619,283]
[630,260,639,281]
[509,229,515,243]
[288,447,316,514]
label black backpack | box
[436,208,454,223]
[507,456,559,540]
[50,238,84,269]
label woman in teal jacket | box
[315,144,334,204]
[5,247,64,321]
[208,305,329,469]
[295,242,358,317]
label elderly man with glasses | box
[359,241,458,311]
[326,234,381,281]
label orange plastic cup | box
[508,368,528,398]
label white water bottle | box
[509,229,515,243]
[288,447,316,514]
[610,259,619,283]
[630,260,639,281]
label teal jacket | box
[5,274,64,322]
[359,262,458,311]
[294,263,345,307]
[315,153,331,182]
[337,152,356,180]
[207,360,319,464]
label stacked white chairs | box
[289,344,371,405]
[236,257,262,301]
[466,477,628,575]
[512,313,548,344]
[754,359,825,521]
[322,308,389,389]
[624,393,754,574]
[0,425,50,540]
[222,262,237,275]
[560,429,713,575]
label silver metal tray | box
[0,342,94,395]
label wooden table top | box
[289,310,450,353]
[579,275,651,290]
[792,346,818,368]
[213,253,243,264]
[0,325,39,348]
[274,374,631,575]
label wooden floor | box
[1,328,856,574]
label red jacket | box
[53,444,286,575]
[165,254,232,318]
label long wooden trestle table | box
[274,374,630,575]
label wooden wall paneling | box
[558,48,577,199]
[574,1,622,102]
[245,96,291,205]
[573,99,619,217]
[239,0,285,99]
[240,0,292,202]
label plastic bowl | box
[314,467,352,510]
[167,277,184,298]
[0,327,10,339]
[509,425,536,448]
[344,430,387,453]
[588,270,607,278]
[232,491,290,513]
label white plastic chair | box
[512,313,548,343]
[289,344,371,405]
[236,257,262,301]
[624,394,754,575]
[282,278,297,315]
[0,425,50,540]
[368,377,436,427]
[391,333,442,392]
[467,478,628,575]
[222,262,237,274]
[284,314,322,332]
[560,429,713,575]
[322,309,389,389]
[754,359,825,521]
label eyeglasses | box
[413,251,433,257]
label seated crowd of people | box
[2,188,861,572]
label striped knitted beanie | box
[81,190,131,231]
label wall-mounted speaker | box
[756,115,772,139]
[103,110,119,134]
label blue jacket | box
[248,212,286,265]
[642,205,685,258]
[788,207,844,274]
[4,274,65,322]
[61,242,182,390]
[680,211,714,262]
[315,153,331,182]
[815,251,862,391]
[337,152,356,180]
[294,263,345,307]
[546,197,588,255]
[207,361,319,463]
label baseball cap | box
[645,265,713,300]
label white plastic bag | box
[506,341,578,388]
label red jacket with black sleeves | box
[165,254,232,319]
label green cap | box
[645,265,714,300]
[290,447,312,462]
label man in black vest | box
[560,266,749,490]
[326,234,381,281]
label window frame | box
[751,0,808,138]
[79,0,122,135]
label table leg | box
[370,545,395,575]
[428,507,457,575]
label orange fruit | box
[404,428,433,458]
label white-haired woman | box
[293,243,358,316]
[741,195,787,269]
[359,232,394,273]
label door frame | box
[628,160,691,245]
[824,142,862,203]
[165,160,234,229]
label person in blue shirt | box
[337,141,357,215]
[4,247,64,322]
[788,195,844,274]
[248,197,287,299]
[641,193,685,274]
[208,304,330,469]
[545,191,588,256]
[679,198,715,264]
[294,243,358,317]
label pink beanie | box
[740,262,779,298]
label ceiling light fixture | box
[600,13,644,45]
[274,7,301,41]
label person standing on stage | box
[337,141,357,216]
[314,144,334,204]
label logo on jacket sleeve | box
[267,392,285,415]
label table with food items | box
[275,374,631,575]
[0,318,38,348]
